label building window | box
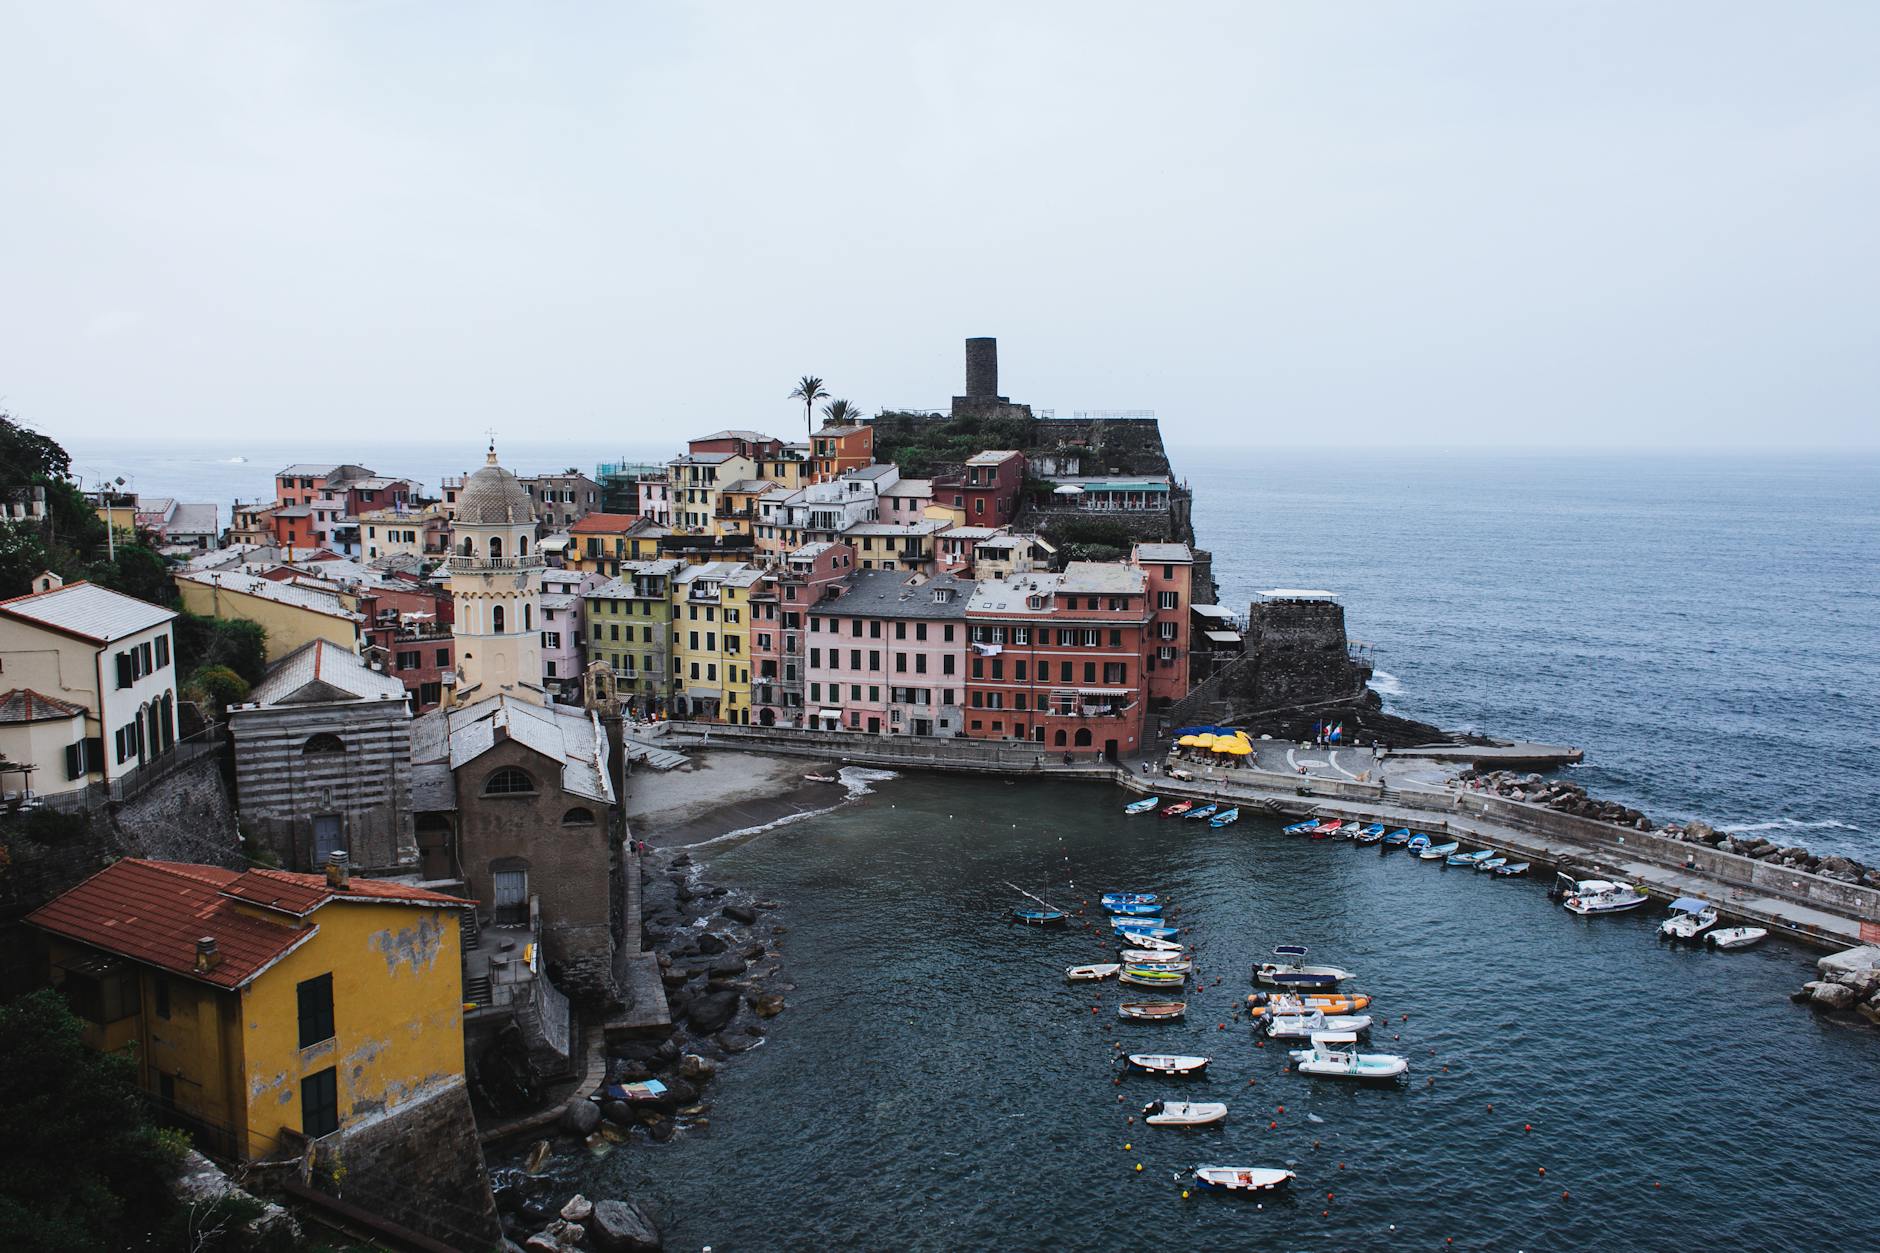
[301,1068,339,1138]
[297,973,335,1048]
[484,767,536,795]
[1159,591,1178,610]
[302,733,345,754]
[562,807,596,825]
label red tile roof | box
[568,512,639,534]
[0,688,87,723]
[25,860,468,988]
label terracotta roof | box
[568,512,639,534]
[26,859,468,989]
[0,688,87,723]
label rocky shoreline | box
[493,846,793,1250]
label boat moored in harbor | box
[1209,807,1241,828]
[1067,963,1122,981]
[1446,848,1494,867]
[1245,991,1373,1018]
[1265,1009,1374,1039]
[1118,1001,1187,1022]
[1193,1166,1295,1194]
[1142,1100,1227,1128]
[1287,1031,1409,1080]
[1282,819,1322,835]
[1493,861,1531,877]
[1184,803,1220,821]
[1123,797,1160,815]
[1560,877,1650,915]
[1253,945,1354,989]
[1419,841,1461,861]
[1101,891,1157,908]
[1161,800,1195,818]
[1660,896,1719,940]
[1125,1054,1210,1076]
[1707,926,1768,950]
[1107,901,1163,917]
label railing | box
[451,554,546,572]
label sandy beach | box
[623,750,850,847]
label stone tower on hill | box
[447,444,545,706]
[950,336,1034,421]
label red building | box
[689,430,788,460]
[937,450,1025,527]
[962,561,1150,759]
[1133,542,1193,706]
[749,541,851,727]
[809,424,873,483]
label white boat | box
[1418,841,1461,861]
[1194,1166,1295,1194]
[1287,1031,1408,1080]
[1141,1100,1227,1127]
[1067,963,1121,982]
[1707,926,1768,950]
[1253,945,1353,989]
[1119,968,1188,989]
[1125,1053,1210,1076]
[1120,956,1192,973]
[1476,857,1507,873]
[1561,878,1650,915]
[1659,896,1719,940]
[1265,1009,1373,1039]
[1124,933,1185,953]
[1118,947,1187,964]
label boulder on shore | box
[686,988,741,1033]
[695,932,729,956]
[561,1100,601,1138]
[677,1053,716,1082]
[722,903,758,924]
[1805,981,1859,1011]
[587,1198,662,1252]
[560,1195,594,1224]
[751,992,787,1019]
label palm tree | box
[789,375,829,438]
[821,398,863,426]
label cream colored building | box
[174,569,362,661]
[447,446,545,707]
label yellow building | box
[668,562,761,723]
[174,568,362,660]
[28,857,470,1161]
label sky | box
[3,2,1877,450]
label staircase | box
[623,738,689,771]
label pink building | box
[802,569,973,736]
[540,568,603,698]
[749,542,851,727]
[1133,542,1193,706]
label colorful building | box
[539,568,603,697]
[936,450,1025,527]
[669,561,760,722]
[563,513,644,578]
[581,559,682,714]
[802,569,973,735]
[1134,542,1194,706]
[841,519,948,573]
[749,542,851,727]
[809,423,874,482]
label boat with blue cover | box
[1101,891,1157,908]
[1209,807,1241,828]
[1354,823,1386,843]
[1419,841,1461,861]
[1108,901,1163,917]
[1281,819,1322,835]
[1252,945,1354,989]
[1446,848,1493,867]
[1493,861,1530,877]
[1405,833,1431,852]
[1382,828,1412,848]
[1184,803,1221,821]
[1476,856,1507,873]
[1124,797,1160,815]
[1111,919,1180,940]
[1012,907,1066,926]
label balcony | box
[452,554,546,572]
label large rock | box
[722,903,758,924]
[695,932,729,956]
[677,1053,716,1082]
[686,989,741,1033]
[1806,981,1858,1010]
[1817,946,1880,980]
[560,1195,594,1224]
[750,993,786,1018]
[561,1100,601,1138]
[601,1100,635,1127]
[708,955,747,978]
[653,1077,699,1109]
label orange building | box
[810,423,873,482]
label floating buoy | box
[1326,1192,1335,1201]
[1124,1143,1132,1150]
[1135,1163,1143,1172]
[1218,1023,1226,1031]
[1538,1166,1546,1176]
[1126,1117,1134,1125]
[1277,1105,1285,1113]
[1524,1123,1532,1132]
[1487,1103,1493,1111]
[1561,1190,1570,1201]
[1181,1190,1190,1199]
[1269,1120,1277,1129]
[1338,1162,1345,1170]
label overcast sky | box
[4,2,1877,449]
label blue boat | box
[1209,807,1241,828]
[1406,833,1432,852]
[1108,901,1163,917]
[1382,828,1412,848]
[1111,920,1180,940]
[1184,803,1221,821]
[1101,891,1157,908]
[1124,797,1160,815]
[1446,849,1494,867]
[1012,908,1066,927]
[1281,819,1322,835]
[1355,823,1386,840]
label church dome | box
[456,445,535,526]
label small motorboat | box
[1476,856,1507,873]
[1067,963,1122,982]
[1209,807,1241,828]
[1120,967,1188,989]
[1161,800,1196,818]
[1012,907,1067,926]
[1107,901,1164,917]
[1561,879,1649,915]
[1193,1166,1295,1194]
[1265,1009,1374,1039]
[1446,849,1494,867]
[1119,955,1191,973]
[1123,933,1184,954]
[1382,828,1412,848]
[1118,1001,1187,1022]
[1288,1031,1409,1080]
[1418,841,1460,861]
[1111,919,1180,940]
[1405,833,1431,852]
[1142,1100,1226,1128]
[1124,797,1160,815]
[1245,991,1372,1018]
[1184,803,1221,821]
[1281,819,1322,835]
[1125,1054,1209,1076]
[1354,824,1385,846]
[1493,861,1530,877]
[1253,945,1353,989]
[1660,896,1719,940]
[1310,820,1345,840]
[1101,891,1158,908]
[1707,926,1768,950]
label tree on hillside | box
[789,375,829,438]
[821,398,864,426]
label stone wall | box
[230,701,416,874]
[1227,599,1373,712]
[309,1077,501,1251]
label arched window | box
[461,536,474,556]
[492,605,505,634]
[561,806,595,826]
[1053,729,1067,747]
[524,604,533,631]
[489,536,504,560]
[1073,728,1092,748]
[303,733,345,754]
[484,767,535,795]
[520,534,530,555]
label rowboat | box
[1125,1054,1209,1076]
[1012,907,1066,926]
[1660,896,1719,941]
[1382,828,1412,848]
[1446,849,1493,867]
[1252,945,1353,989]
[1066,963,1121,982]
[1418,841,1460,861]
[1184,803,1221,821]
[1209,807,1241,828]
[1310,820,1344,840]
[1707,926,1768,950]
[1161,800,1195,818]
[1107,901,1163,917]
[1120,967,1187,989]
[1476,857,1507,873]
[1123,933,1185,953]
[1124,797,1160,815]
[1111,919,1180,940]
[1281,819,1322,835]
[1245,991,1372,1018]
[1118,1001,1186,1022]
[1141,1100,1226,1127]
[1119,955,1191,973]
[1405,833,1431,852]
[1288,1031,1408,1080]
[1354,824,1385,845]
[1265,1010,1373,1039]
[1493,861,1530,877]
[1193,1166,1294,1194]
[1560,878,1649,915]
[1101,891,1158,908]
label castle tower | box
[448,443,545,706]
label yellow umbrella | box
[1210,740,1238,754]
[1222,740,1253,756]
[1177,735,1201,747]
[1193,733,1217,747]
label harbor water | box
[582,774,1880,1249]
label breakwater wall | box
[644,722,1878,950]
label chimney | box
[965,337,998,399]
[325,849,350,889]
[194,936,221,973]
